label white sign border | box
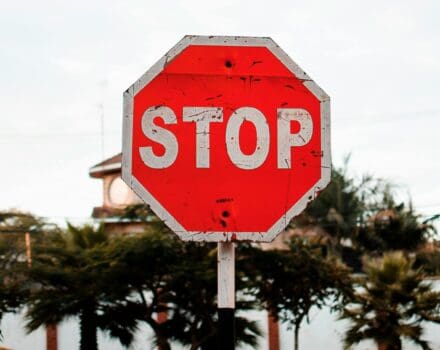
[122,35,331,242]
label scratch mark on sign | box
[163,54,170,68]
[251,60,263,67]
[185,108,222,119]
[313,186,323,198]
[206,94,223,101]
[284,163,293,225]
[216,198,233,203]
[311,150,324,157]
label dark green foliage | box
[341,252,440,350]
[5,214,261,350]
[293,162,439,348]
[119,203,155,221]
[297,163,369,241]
[244,238,352,350]
[415,248,440,276]
[293,162,435,260]
[356,203,435,253]
[0,210,46,235]
[1,158,438,349]
[100,226,179,350]
[0,211,48,338]
[104,224,261,350]
[0,233,28,313]
[26,223,138,350]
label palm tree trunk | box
[79,307,98,350]
[378,343,387,350]
[156,336,171,350]
[377,340,402,350]
[294,323,300,350]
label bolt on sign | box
[122,35,330,242]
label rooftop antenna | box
[99,102,105,160]
[98,78,109,161]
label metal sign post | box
[218,242,235,350]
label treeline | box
[1,164,440,350]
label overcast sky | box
[1,0,439,226]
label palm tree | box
[341,252,440,350]
[291,162,386,272]
[0,211,48,338]
[245,238,352,350]
[296,160,379,244]
[25,223,137,350]
[356,202,435,254]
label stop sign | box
[122,36,330,242]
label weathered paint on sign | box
[122,35,331,242]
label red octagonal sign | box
[122,36,330,242]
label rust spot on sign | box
[214,198,235,230]
[216,198,233,203]
[311,150,324,157]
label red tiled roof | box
[89,153,122,178]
